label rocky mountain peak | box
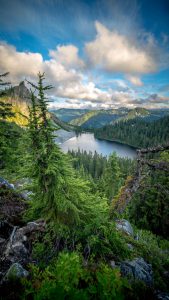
[10,81,31,103]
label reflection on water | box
[60,133,137,159]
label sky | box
[0,0,169,109]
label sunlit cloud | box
[85,21,156,74]
[49,45,85,69]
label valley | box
[0,75,169,300]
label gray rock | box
[0,177,14,189]
[120,257,153,286]
[155,291,169,300]
[12,242,28,257]
[5,263,29,281]
[3,220,45,262]
[127,243,134,250]
[110,260,116,268]
[0,237,6,245]
[116,219,134,236]
[20,191,33,200]
[10,81,31,103]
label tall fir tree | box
[26,73,107,226]
[103,153,122,200]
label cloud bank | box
[0,17,168,111]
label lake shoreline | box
[94,135,138,150]
[75,129,139,150]
[59,132,137,159]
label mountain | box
[112,107,150,124]
[51,114,75,131]
[51,108,89,122]
[65,107,143,129]
[1,82,31,126]
[2,81,73,130]
[58,107,169,129]
[10,81,31,104]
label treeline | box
[94,116,169,148]
[68,149,136,200]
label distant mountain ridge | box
[52,107,169,129]
[51,108,89,122]
[4,82,169,131]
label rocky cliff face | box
[10,81,31,104]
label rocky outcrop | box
[1,221,45,264]
[116,219,134,236]
[120,257,153,286]
[10,81,31,103]
[0,179,45,281]
[0,220,45,284]
[4,263,29,281]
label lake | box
[59,132,137,159]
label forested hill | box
[54,107,169,129]
[51,108,89,122]
[94,116,169,148]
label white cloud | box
[56,81,112,102]
[0,42,81,86]
[44,59,81,84]
[126,75,143,86]
[0,41,167,110]
[85,21,156,74]
[49,45,85,69]
[0,43,43,83]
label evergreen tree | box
[103,153,122,200]
[0,72,19,170]
[26,73,107,226]
[128,151,169,238]
[94,116,169,148]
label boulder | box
[0,220,45,275]
[120,257,153,286]
[4,263,29,281]
[116,219,134,236]
[0,177,14,189]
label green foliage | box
[127,167,169,238]
[69,149,135,201]
[0,72,13,118]
[1,71,168,299]
[103,153,122,200]
[22,252,127,300]
[0,72,22,171]
[70,110,102,126]
[124,228,169,292]
[25,74,109,227]
[94,116,169,148]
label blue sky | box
[0,0,169,109]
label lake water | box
[60,132,137,159]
